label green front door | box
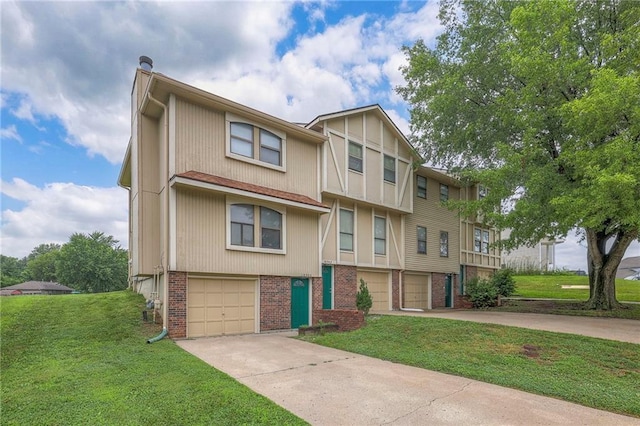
[322,265,332,309]
[291,278,310,328]
[444,274,453,308]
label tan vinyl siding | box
[382,125,395,152]
[321,201,338,262]
[365,113,381,147]
[347,115,363,140]
[176,188,320,276]
[327,117,344,134]
[405,174,460,273]
[356,206,373,265]
[174,99,319,198]
[325,133,345,193]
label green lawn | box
[513,275,640,302]
[302,315,640,418]
[1,292,305,426]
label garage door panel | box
[358,270,390,311]
[404,274,428,309]
[187,278,256,338]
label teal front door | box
[321,265,332,309]
[291,278,310,328]
[444,274,453,308]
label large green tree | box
[0,255,26,287]
[23,243,61,282]
[56,232,128,293]
[400,0,640,309]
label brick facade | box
[313,309,364,331]
[431,272,460,309]
[391,269,400,310]
[333,265,357,309]
[312,276,323,313]
[167,271,187,338]
[260,276,291,331]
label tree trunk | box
[584,228,637,310]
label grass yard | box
[0,292,305,426]
[513,275,640,302]
[302,315,640,418]
[494,299,640,319]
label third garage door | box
[187,277,256,338]
[357,270,390,311]
[403,273,429,310]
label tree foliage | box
[0,255,27,287]
[356,278,373,315]
[400,0,640,309]
[24,244,61,282]
[55,232,128,293]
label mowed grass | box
[513,275,640,302]
[1,292,305,426]
[303,315,640,418]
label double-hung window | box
[384,155,396,183]
[374,217,386,255]
[230,204,283,251]
[474,228,490,253]
[417,226,427,254]
[440,184,449,202]
[482,230,490,254]
[417,176,427,198]
[230,204,255,247]
[348,142,363,173]
[260,130,282,166]
[440,231,449,257]
[339,209,354,251]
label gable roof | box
[305,104,417,157]
[4,281,74,292]
[172,171,330,213]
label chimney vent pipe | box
[139,56,153,71]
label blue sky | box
[1,0,638,268]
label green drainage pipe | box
[147,328,168,344]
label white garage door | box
[404,273,429,310]
[187,278,256,338]
[357,270,390,311]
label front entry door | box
[444,274,453,308]
[291,278,310,328]
[322,265,332,309]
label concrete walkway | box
[178,329,639,425]
[374,310,640,344]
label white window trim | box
[417,175,427,199]
[226,197,287,255]
[374,215,387,256]
[383,154,396,185]
[339,208,355,252]
[226,112,286,172]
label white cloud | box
[1,125,22,143]
[1,178,128,258]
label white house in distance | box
[501,229,564,272]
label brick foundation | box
[392,269,400,310]
[260,276,291,331]
[313,309,364,331]
[168,271,187,338]
[333,265,357,309]
[312,276,323,313]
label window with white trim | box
[474,228,490,254]
[384,155,396,183]
[440,231,449,257]
[374,216,386,255]
[339,209,354,251]
[417,226,427,254]
[417,176,427,199]
[228,119,284,169]
[348,141,363,173]
[229,203,283,251]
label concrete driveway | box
[177,331,639,425]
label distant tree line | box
[0,232,128,293]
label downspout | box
[146,91,170,343]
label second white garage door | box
[187,278,256,338]
[357,270,390,311]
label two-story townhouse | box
[403,167,461,309]
[118,63,330,339]
[306,106,415,313]
[459,184,501,284]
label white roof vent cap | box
[139,56,153,71]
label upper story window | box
[384,155,396,183]
[339,209,354,251]
[474,228,490,254]
[440,184,449,202]
[227,115,285,170]
[440,231,449,257]
[229,203,284,252]
[417,176,427,199]
[417,226,427,254]
[348,142,363,173]
[374,216,386,255]
[478,185,487,199]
